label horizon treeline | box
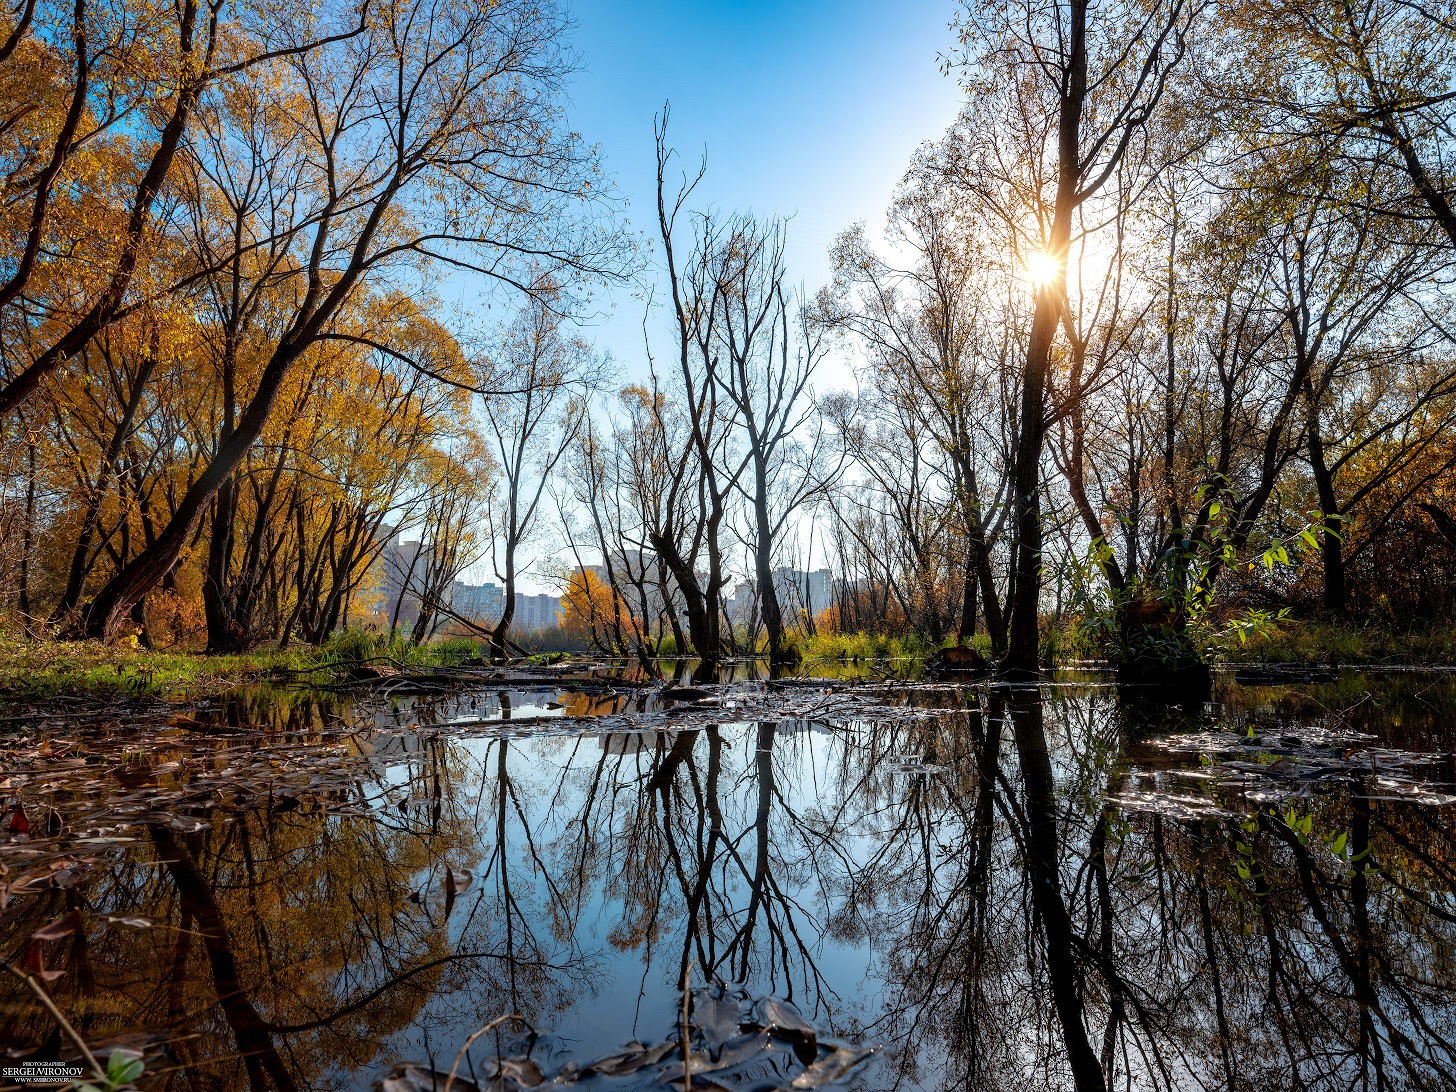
[1,0,1454,664]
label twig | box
[2,958,106,1084]
[681,959,696,1092]
[445,1013,532,1091]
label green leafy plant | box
[74,1050,143,1092]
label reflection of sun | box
[1023,250,1061,289]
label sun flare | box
[1022,250,1062,289]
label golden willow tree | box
[0,0,628,644]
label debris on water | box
[1143,722,1456,809]
[889,759,947,775]
[379,984,879,1092]
[662,686,713,702]
[1111,790,1234,821]
[1233,666,1339,686]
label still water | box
[2,668,1455,1090]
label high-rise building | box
[452,581,503,623]
[512,591,562,632]
[772,567,833,623]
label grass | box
[5,617,1449,699]
[1226,619,1456,666]
[786,619,1456,669]
[0,630,484,699]
[795,630,953,662]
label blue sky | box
[459,1,966,589]
[559,0,966,375]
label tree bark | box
[1004,0,1087,674]
[1305,398,1346,615]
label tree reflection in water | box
[2,677,1455,1089]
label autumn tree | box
[75,0,625,639]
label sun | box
[1022,250,1062,289]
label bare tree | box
[479,293,600,660]
[709,218,834,662]
[949,0,1200,672]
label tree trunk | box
[52,351,157,623]
[1009,690,1108,1092]
[1004,0,1086,674]
[78,340,304,639]
[958,543,979,642]
[752,458,793,663]
[1305,400,1346,615]
[489,538,517,662]
[18,432,36,633]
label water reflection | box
[2,673,1455,1089]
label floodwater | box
[3,666,1456,1091]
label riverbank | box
[0,632,481,698]
[2,618,1452,700]
[1229,620,1456,667]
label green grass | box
[792,620,1456,669]
[1226,619,1456,666]
[0,629,483,698]
[796,630,949,662]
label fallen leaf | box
[491,1057,543,1088]
[381,1064,480,1092]
[585,1040,676,1076]
[31,909,82,942]
[788,1045,880,1089]
[103,915,154,929]
[754,998,817,1061]
[692,987,743,1053]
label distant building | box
[723,568,833,629]
[453,581,503,623]
[728,581,757,625]
[381,534,428,627]
[512,591,562,632]
[773,567,833,624]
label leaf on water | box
[692,987,744,1053]
[381,1064,480,1092]
[754,998,815,1041]
[684,1030,774,1076]
[103,915,154,928]
[105,1050,145,1086]
[788,1045,880,1089]
[491,1057,544,1088]
[584,1040,676,1076]
[31,909,82,942]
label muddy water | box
[2,667,1456,1090]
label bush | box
[797,630,940,662]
